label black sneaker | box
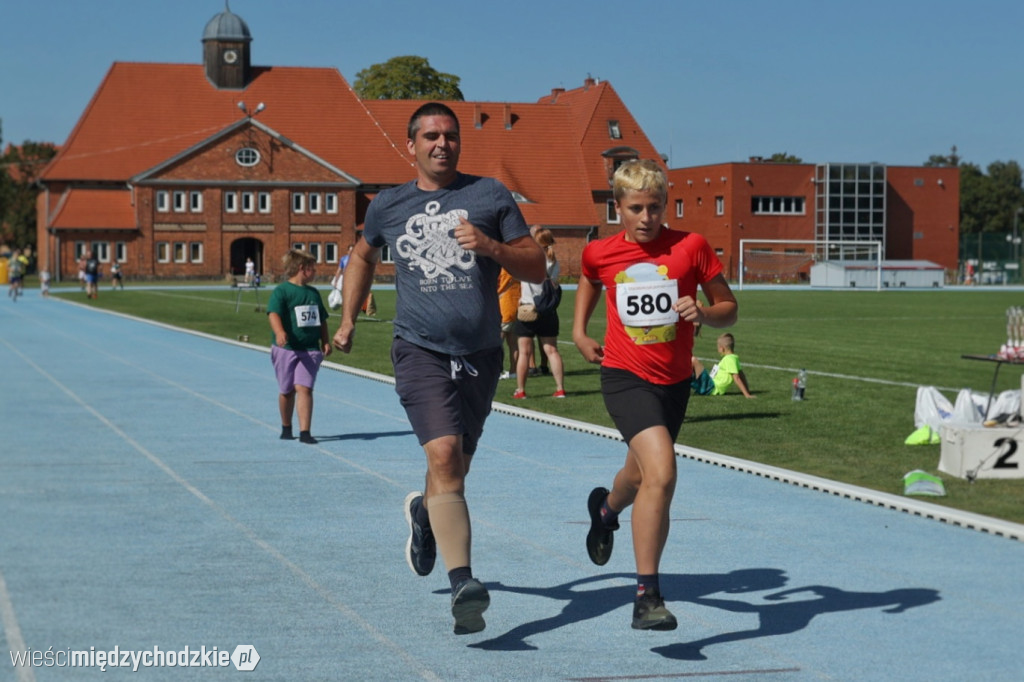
[299,432,317,444]
[586,487,618,566]
[451,578,490,635]
[403,492,436,576]
[632,589,678,631]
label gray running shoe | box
[632,589,678,631]
[403,492,436,576]
[451,578,490,635]
[586,487,618,565]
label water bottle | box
[792,369,807,401]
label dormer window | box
[608,120,622,139]
[510,191,533,204]
[235,147,260,167]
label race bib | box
[616,279,679,327]
[294,304,321,327]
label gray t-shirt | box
[364,173,530,355]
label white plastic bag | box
[952,389,986,425]
[327,287,343,310]
[914,386,953,430]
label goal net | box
[738,239,882,290]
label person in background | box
[691,332,754,398]
[513,227,566,399]
[498,267,521,379]
[267,249,332,445]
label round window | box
[235,147,260,167]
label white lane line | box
[0,571,35,682]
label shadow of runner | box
[467,568,792,651]
[652,583,941,661]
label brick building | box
[666,160,959,282]
[36,7,959,284]
[36,6,660,283]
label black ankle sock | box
[448,567,473,593]
[637,574,660,597]
[299,431,317,444]
[280,425,293,440]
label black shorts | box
[515,309,560,338]
[601,366,691,445]
[391,336,502,456]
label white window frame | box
[325,242,338,263]
[309,242,322,262]
[189,191,203,213]
[156,191,169,212]
[258,192,271,213]
[189,242,204,263]
[292,192,305,213]
[75,241,87,259]
[241,192,254,213]
[292,242,305,251]
[608,120,621,139]
[224,191,237,213]
[309,193,322,214]
[173,242,187,263]
[115,242,126,262]
[715,196,725,216]
[91,242,110,263]
[173,191,186,213]
[380,244,394,264]
[606,199,620,224]
[156,242,170,263]
[325,193,338,214]
[675,199,684,218]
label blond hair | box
[533,226,557,265]
[612,159,668,203]
[281,249,316,278]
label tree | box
[767,152,802,163]
[1,140,58,251]
[924,145,961,168]
[954,159,1024,235]
[354,56,464,101]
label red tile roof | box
[50,188,136,229]
[42,62,413,185]
[42,64,661,230]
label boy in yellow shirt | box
[691,332,754,398]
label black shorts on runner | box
[600,366,691,445]
[391,336,502,456]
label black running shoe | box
[586,486,618,565]
[403,492,436,576]
[451,578,490,635]
[632,589,678,631]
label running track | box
[2,289,1022,681]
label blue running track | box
[2,290,1023,681]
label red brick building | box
[37,7,959,284]
[36,7,660,283]
[666,160,959,281]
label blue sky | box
[2,0,1021,170]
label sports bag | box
[533,278,562,314]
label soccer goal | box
[738,239,883,290]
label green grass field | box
[53,282,1024,525]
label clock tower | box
[202,2,252,89]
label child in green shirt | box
[692,332,754,398]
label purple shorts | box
[271,346,324,393]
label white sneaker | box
[499,371,516,380]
